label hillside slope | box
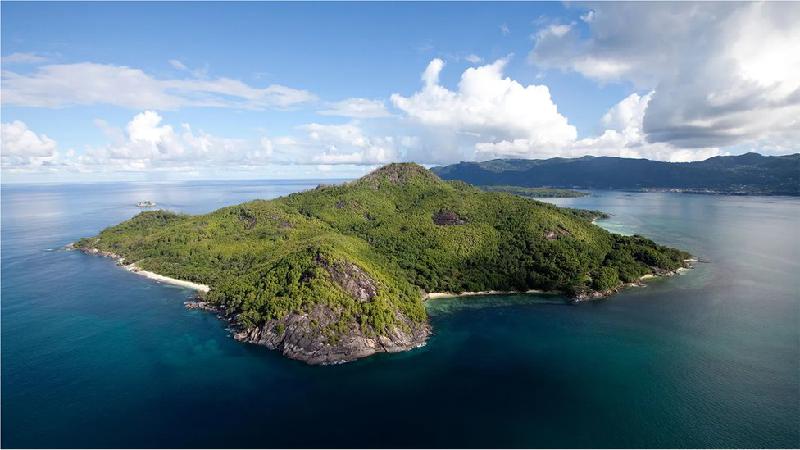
[432,153,800,195]
[76,163,690,364]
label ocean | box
[2,181,798,448]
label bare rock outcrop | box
[233,305,430,365]
[433,210,466,226]
[318,255,377,302]
[229,254,429,364]
[544,226,570,240]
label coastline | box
[74,242,694,302]
[574,263,694,302]
[125,265,210,293]
[425,289,546,300]
[71,242,695,364]
[428,261,695,303]
[71,244,210,293]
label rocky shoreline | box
[573,262,695,302]
[74,242,429,365]
[72,242,693,364]
[183,298,430,365]
[424,261,695,304]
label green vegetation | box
[481,185,588,198]
[479,186,608,221]
[77,163,689,341]
[562,207,611,222]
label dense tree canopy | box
[77,163,689,336]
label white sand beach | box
[425,289,545,300]
[125,265,210,293]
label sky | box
[1,2,798,183]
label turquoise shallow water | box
[2,184,799,448]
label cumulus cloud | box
[260,122,407,166]
[475,91,720,162]
[74,112,254,172]
[2,111,411,176]
[601,91,652,135]
[14,21,794,180]
[386,58,722,162]
[2,62,317,110]
[1,120,57,157]
[1,120,63,170]
[391,58,577,148]
[530,2,800,149]
[317,98,390,118]
[303,123,398,164]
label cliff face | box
[77,162,691,365]
[228,254,429,365]
[234,305,430,365]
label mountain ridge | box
[431,153,800,195]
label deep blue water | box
[2,183,799,448]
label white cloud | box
[71,111,258,172]
[465,54,483,64]
[386,58,721,163]
[391,58,577,149]
[12,32,792,180]
[317,98,390,118]
[168,59,209,78]
[500,23,511,36]
[2,112,411,176]
[601,91,652,134]
[127,111,174,144]
[1,120,63,170]
[2,62,317,110]
[1,120,57,157]
[530,2,800,149]
[420,58,445,87]
[2,52,49,64]
[474,91,720,162]
[168,59,189,71]
[537,23,572,39]
[275,122,402,165]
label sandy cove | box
[425,289,546,300]
[124,265,210,293]
[427,262,695,302]
[71,244,210,293]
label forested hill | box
[77,163,689,364]
[431,153,800,195]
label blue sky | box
[2,2,798,182]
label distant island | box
[480,186,588,198]
[75,164,690,364]
[432,152,800,196]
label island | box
[480,185,588,198]
[432,153,800,196]
[75,163,691,364]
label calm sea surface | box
[2,182,799,448]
